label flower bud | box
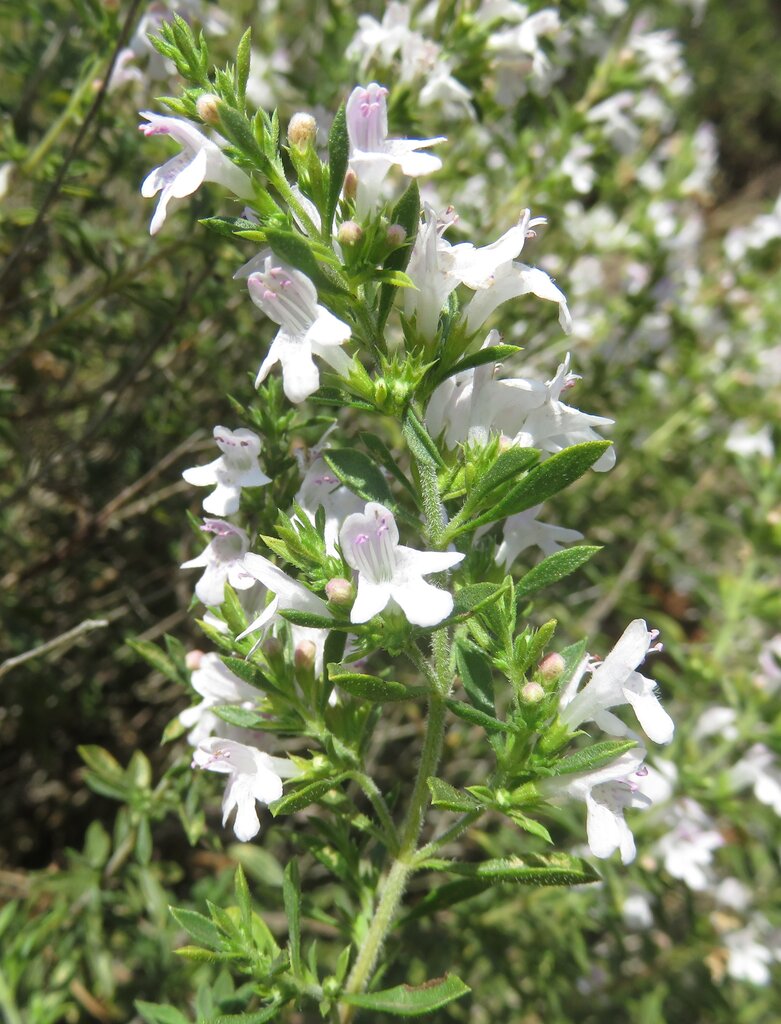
[386,223,406,248]
[373,379,388,406]
[498,434,515,453]
[294,639,317,673]
[287,112,317,149]
[185,649,204,671]
[521,681,545,704]
[337,220,363,246]
[538,652,565,681]
[196,93,221,125]
[263,636,283,660]
[326,577,354,606]
[343,168,358,201]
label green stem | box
[339,696,447,1023]
[348,771,401,852]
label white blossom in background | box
[180,520,256,607]
[724,421,775,459]
[345,83,445,217]
[182,426,270,515]
[486,7,563,104]
[542,748,652,863]
[495,504,583,569]
[622,889,655,930]
[508,355,616,471]
[294,453,363,556]
[192,737,299,841]
[246,257,352,403]
[179,653,262,745]
[139,112,253,235]
[340,502,464,626]
[756,635,781,693]
[652,798,724,891]
[723,917,781,985]
[691,706,738,742]
[559,619,674,744]
[729,744,781,816]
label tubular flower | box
[339,502,464,626]
[192,738,299,842]
[179,653,262,746]
[183,426,270,516]
[139,111,253,235]
[346,83,445,217]
[246,257,352,403]
[180,520,256,607]
[496,504,584,569]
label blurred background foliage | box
[1,0,780,1022]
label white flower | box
[346,83,445,217]
[246,257,352,403]
[509,354,615,471]
[182,426,270,515]
[560,619,674,744]
[729,744,781,816]
[180,520,256,607]
[340,502,464,626]
[622,889,654,930]
[652,798,724,891]
[139,112,253,235]
[543,749,652,864]
[691,705,738,742]
[179,653,262,746]
[496,503,584,569]
[756,635,781,693]
[235,553,332,671]
[347,4,417,74]
[192,738,299,842]
[405,204,545,341]
[725,421,774,459]
[425,330,547,448]
[294,453,363,556]
[464,257,572,336]
[724,918,781,985]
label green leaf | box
[283,860,302,976]
[169,906,224,949]
[328,665,425,702]
[455,642,494,715]
[235,28,252,101]
[213,706,266,729]
[198,215,260,238]
[279,608,347,630]
[135,1001,191,1024]
[126,639,182,683]
[378,180,420,332]
[214,1006,284,1024]
[341,974,470,1016]
[221,585,248,634]
[326,103,348,232]
[424,854,600,887]
[506,811,553,844]
[402,408,446,469]
[432,344,522,386]
[550,740,638,776]
[515,546,601,601]
[557,638,588,690]
[399,880,488,926]
[427,777,483,812]
[467,447,540,509]
[359,431,419,505]
[220,656,270,690]
[458,442,612,533]
[229,845,285,887]
[217,103,265,164]
[323,449,394,506]
[444,699,511,734]
[264,226,347,295]
[234,865,252,936]
[270,775,347,815]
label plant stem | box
[339,695,447,1023]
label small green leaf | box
[326,103,348,232]
[135,1001,191,1024]
[270,775,347,815]
[220,656,269,690]
[170,906,224,949]
[359,431,419,505]
[402,408,446,469]
[279,608,346,630]
[283,860,302,976]
[424,854,600,887]
[323,449,394,506]
[214,1006,284,1024]
[213,706,266,729]
[341,974,470,1016]
[234,865,252,936]
[444,699,511,734]
[264,226,347,295]
[235,28,252,101]
[455,642,494,714]
[427,777,483,812]
[328,665,425,702]
[507,811,553,844]
[198,215,260,238]
[467,447,540,509]
[217,103,264,164]
[550,740,638,776]
[515,546,601,600]
[127,639,182,683]
[458,442,612,533]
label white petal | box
[236,596,280,641]
[171,147,208,198]
[309,306,351,346]
[277,337,320,403]
[351,577,391,623]
[623,675,675,744]
[194,566,227,607]
[394,545,464,576]
[203,482,240,516]
[389,578,453,627]
[182,460,221,486]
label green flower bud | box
[521,681,545,703]
[326,577,354,606]
[337,220,363,246]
